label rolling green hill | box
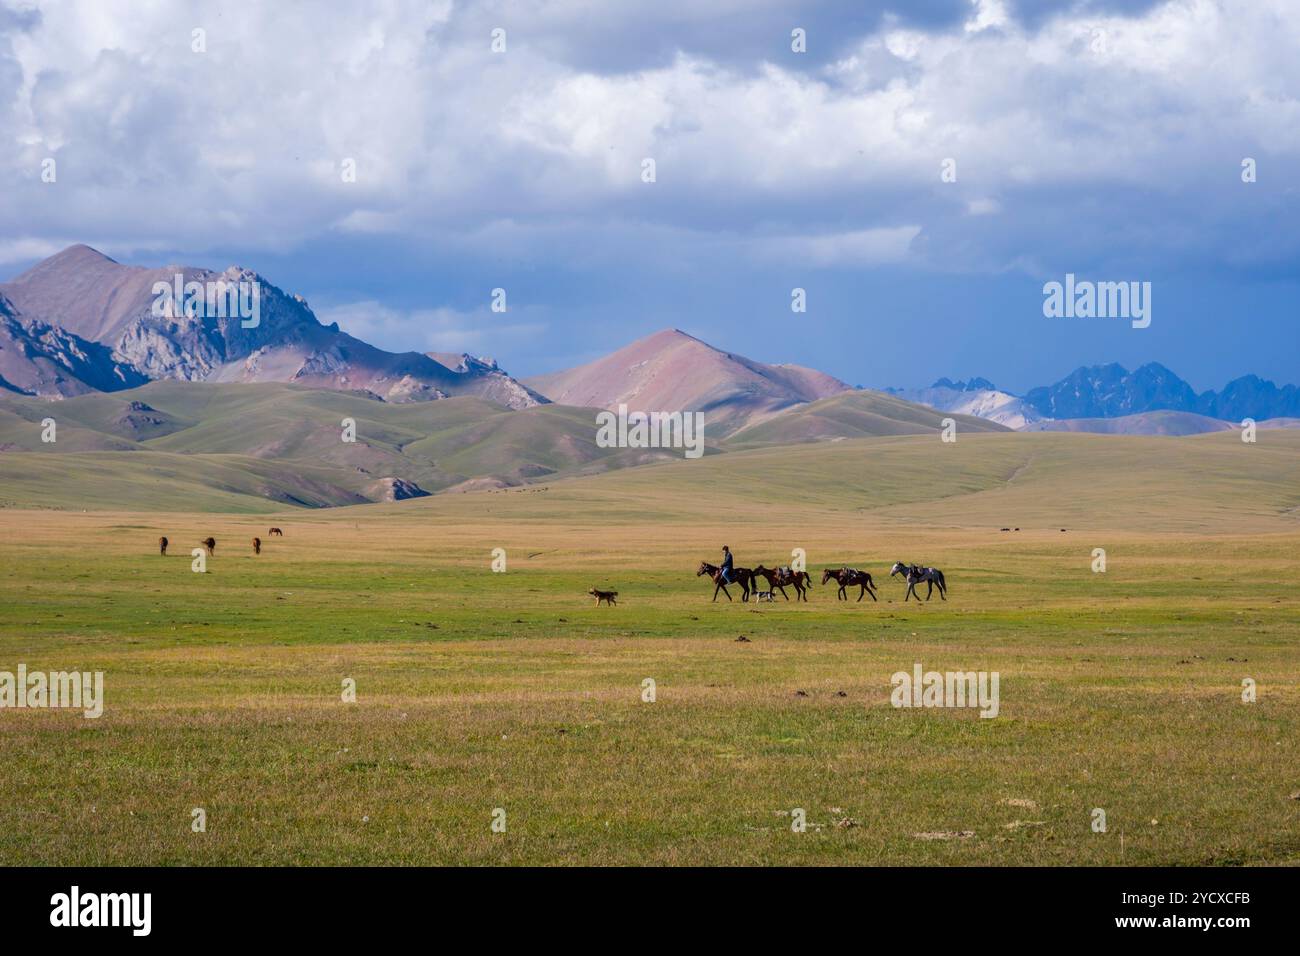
[728,389,1007,446]
[3,383,1295,529]
[1,380,1028,511]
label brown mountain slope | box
[0,245,543,407]
[0,292,148,398]
[524,328,851,436]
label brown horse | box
[201,537,216,556]
[753,564,813,601]
[821,567,877,602]
[159,536,168,556]
[252,537,261,555]
[268,527,283,536]
[697,561,754,603]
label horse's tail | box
[936,570,947,590]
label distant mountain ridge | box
[0,245,542,407]
[4,246,1293,436]
[884,380,1042,430]
[1022,361,1299,422]
[890,362,1299,434]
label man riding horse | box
[719,545,734,584]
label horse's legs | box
[866,584,878,602]
[778,585,790,601]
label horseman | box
[719,545,735,584]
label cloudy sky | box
[1,0,1296,391]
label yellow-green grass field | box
[1,431,1298,865]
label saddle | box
[775,565,793,582]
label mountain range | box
[1,245,1295,449]
[888,363,1300,433]
[0,245,541,407]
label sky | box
[0,0,1296,393]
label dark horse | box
[753,564,813,601]
[890,562,947,601]
[252,536,261,555]
[697,561,754,603]
[158,536,168,556]
[821,567,877,602]
[200,537,216,556]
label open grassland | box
[0,431,1298,865]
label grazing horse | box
[252,536,261,555]
[697,561,754,603]
[268,527,283,536]
[890,562,947,602]
[753,564,813,601]
[821,567,877,602]
[201,537,216,556]
[159,536,168,556]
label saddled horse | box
[753,564,813,602]
[890,562,947,601]
[821,567,877,602]
[697,561,754,603]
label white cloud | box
[316,299,547,357]
[0,0,1297,276]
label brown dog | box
[588,588,618,606]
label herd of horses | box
[151,529,946,606]
[696,561,947,604]
[158,527,283,558]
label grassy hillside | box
[1,380,1029,511]
[0,383,680,506]
[728,389,1007,446]
[395,429,1300,535]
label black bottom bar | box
[0,866,1284,941]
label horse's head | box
[890,562,906,577]
[821,568,834,584]
[696,562,713,577]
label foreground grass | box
[1,501,1297,865]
